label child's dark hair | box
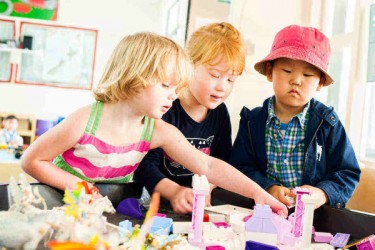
[5,115,18,121]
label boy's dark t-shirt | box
[134,99,232,191]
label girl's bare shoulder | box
[58,104,93,132]
[150,119,183,148]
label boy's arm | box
[314,120,361,208]
[229,115,280,190]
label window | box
[317,0,375,163]
[319,0,357,127]
[365,85,375,159]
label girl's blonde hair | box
[94,32,192,102]
[187,22,246,75]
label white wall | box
[227,0,315,138]
[0,0,165,119]
[1,0,314,132]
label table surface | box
[0,149,19,163]
[1,183,374,248]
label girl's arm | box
[21,106,90,190]
[151,120,288,215]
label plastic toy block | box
[149,216,173,235]
[329,233,350,248]
[213,222,230,228]
[245,232,278,246]
[207,213,226,222]
[356,234,375,250]
[300,194,317,249]
[292,187,310,238]
[253,204,273,218]
[173,221,192,234]
[116,198,145,219]
[314,232,333,243]
[192,174,210,194]
[203,223,236,241]
[245,217,264,232]
[310,243,335,249]
[204,204,252,223]
[119,220,133,231]
[245,240,278,250]
[243,214,252,222]
[271,212,296,246]
[206,245,225,250]
[245,204,277,233]
[204,213,210,222]
[189,175,210,245]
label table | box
[0,183,374,246]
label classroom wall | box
[0,0,165,119]
[0,0,317,131]
[226,0,315,138]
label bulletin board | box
[15,22,98,89]
[0,0,58,21]
[0,19,15,82]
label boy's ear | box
[265,62,273,82]
[317,75,326,91]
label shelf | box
[0,47,43,64]
[18,130,35,136]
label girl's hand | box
[253,186,289,217]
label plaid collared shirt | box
[265,97,310,188]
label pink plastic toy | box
[292,187,310,237]
[213,222,230,228]
[206,245,225,250]
[356,234,375,250]
[245,204,277,233]
[189,175,210,246]
[314,232,334,243]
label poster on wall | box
[16,22,97,90]
[0,0,58,21]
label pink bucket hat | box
[254,25,334,86]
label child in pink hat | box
[230,25,361,209]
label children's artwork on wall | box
[0,0,58,21]
[0,19,15,82]
[15,21,97,89]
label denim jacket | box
[230,97,361,208]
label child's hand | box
[254,191,288,217]
[300,185,328,209]
[169,186,194,214]
[266,185,294,207]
